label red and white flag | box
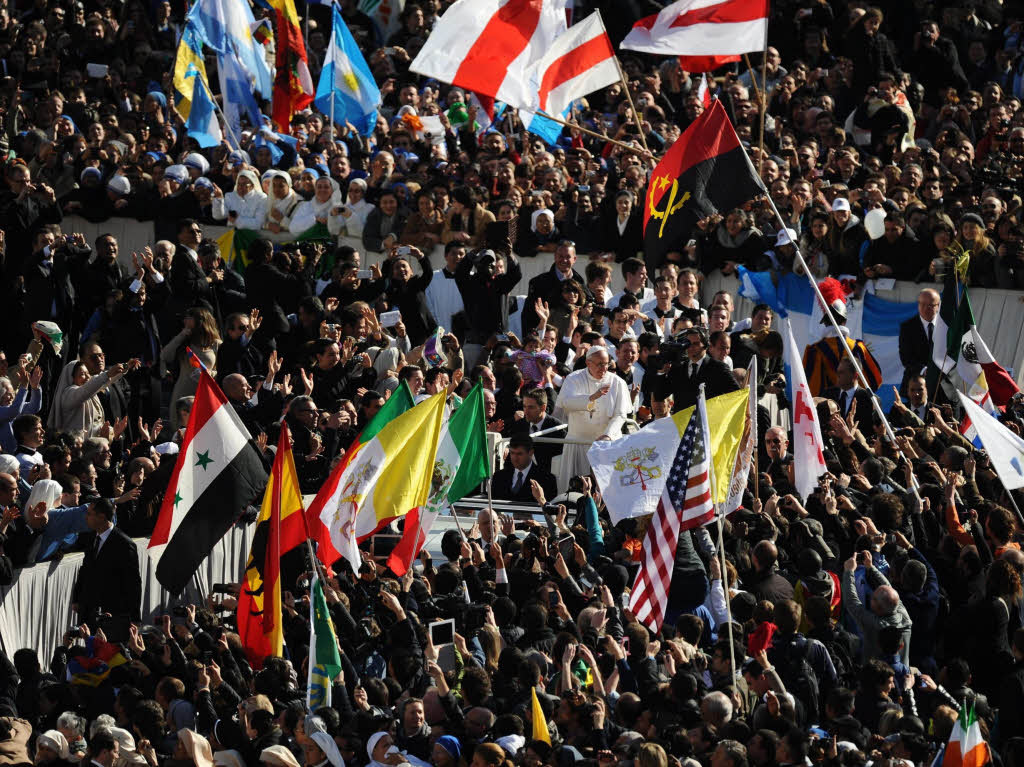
[782,317,827,499]
[410,0,569,110]
[696,73,712,108]
[629,394,713,633]
[523,11,618,115]
[622,0,768,60]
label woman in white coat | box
[337,178,374,239]
[213,169,267,230]
[289,176,345,236]
[264,171,301,233]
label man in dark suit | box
[163,218,214,336]
[823,358,875,436]
[889,376,931,427]
[659,327,739,412]
[899,288,940,393]
[72,498,141,626]
[109,265,170,423]
[491,435,557,503]
[522,242,593,334]
[509,390,563,474]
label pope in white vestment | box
[554,346,631,491]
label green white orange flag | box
[942,702,990,767]
[306,389,446,574]
[388,383,491,575]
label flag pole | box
[758,39,768,175]
[535,109,654,157]
[613,56,653,156]
[742,54,764,116]
[698,384,736,680]
[762,192,922,503]
[748,356,759,504]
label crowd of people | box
[1,3,1024,767]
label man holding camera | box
[658,327,739,412]
[456,248,522,367]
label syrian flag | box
[622,0,768,63]
[388,383,491,575]
[148,369,267,595]
[643,99,765,269]
[933,279,1019,409]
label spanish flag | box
[237,423,306,667]
[268,0,314,130]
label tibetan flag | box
[305,383,415,568]
[306,390,446,575]
[314,3,381,137]
[148,369,267,595]
[307,572,342,710]
[642,99,765,270]
[69,637,128,687]
[236,424,306,667]
[388,383,491,576]
[530,687,551,745]
[268,0,314,130]
[942,702,990,767]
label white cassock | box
[425,268,463,333]
[554,368,631,491]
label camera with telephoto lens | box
[472,248,498,276]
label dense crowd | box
[0,4,1024,767]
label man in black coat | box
[508,389,562,474]
[658,327,739,412]
[491,435,557,503]
[899,288,940,393]
[245,238,315,338]
[163,218,214,335]
[72,498,141,625]
[823,358,875,436]
[522,242,592,334]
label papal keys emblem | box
[613,447,662,491]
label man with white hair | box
[553,346,630,491]
[842,551,913,665]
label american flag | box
[629,399,714,632]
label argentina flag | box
[315,3,381,137]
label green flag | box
[306,573,342,710]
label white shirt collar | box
[96,526,114,549]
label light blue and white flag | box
[189,0,272,98]
[735,266,816,363]
[315,3,382,137]
[218,38,263,139]
[181,63,222,148]
[846,292,918,410]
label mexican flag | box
[306,389,446,574]
[942,702,990,767]
[307,572,342,710]
[388,383,491,575]
[933,279,1018,409]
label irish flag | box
[388,383,491,575]
[942,702,990,767]
[306,389,446,573]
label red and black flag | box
[642,99,765,269]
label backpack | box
[776,639,821,723]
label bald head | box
[753,540,778,571]
[222,374,251,402]
[917,289,940,322]
[871,585,900,616]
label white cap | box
[775,227,797,246]
[831,197,851,212]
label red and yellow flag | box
[237,423,306,667]
[268,0,314,130]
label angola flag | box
[642,99,765,269]
[236,423,306,668]
[268,0,314,130]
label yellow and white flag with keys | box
[589,389,749,524]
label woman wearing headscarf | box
[338,178,375,239]
[176,730,215,767]
[265,171,301,233]
[52,359,131,437]
[518,209,560,259]
[289,176,345,236]
[35,730,72,767]
[365,732,429,767]
[213,169,267,231]
[15,479,90,565]
[431,738,462,767]
[302,717,345,767]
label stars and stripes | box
[629,401,713,632]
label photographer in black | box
[455,248,522,367]
[657,326,739,411]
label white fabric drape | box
[0,525,254,658]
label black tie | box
[512,471,524,494]
[927,322,934,346]
[839,390,848,414]
[93,535,102,556]
[690,362,699,380]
